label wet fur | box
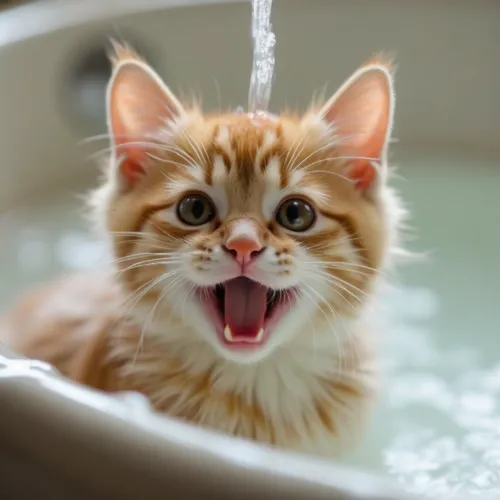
[1,48,405,458]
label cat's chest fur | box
[107,315,378,458]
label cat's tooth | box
[255,328,264,342]
[224,325,233,342]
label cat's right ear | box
[107,59,186,189]
[314,59,394,197]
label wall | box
[0,0,498,205]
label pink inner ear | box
[118,156,147,188]
[350,161,376,190]
[320,66,392,191]
[107,60,185,189]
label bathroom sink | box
[0,1,498,498]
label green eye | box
[276,198,316,232]
[177,193,215,226]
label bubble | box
[56,232,106,270]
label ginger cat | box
[2,46,404,458]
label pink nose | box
[223,237,263,266]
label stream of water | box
[247,0,275,113]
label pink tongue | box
[224,277,267,338]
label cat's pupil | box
[286,202,301,225]
[192,199,205,220]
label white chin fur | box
[213,343,274,365]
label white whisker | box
[308,269,368,300]
[301,285,346,375]
[135,272,186,361]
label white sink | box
[0,1,498,498]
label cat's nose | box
[223,236,264,266]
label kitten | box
[2,45,404,458]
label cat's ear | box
[318,61,394,194]
[106,57,186,189]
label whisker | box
[161,278,198,341]
[107,271,180,338]
[291,141,377,174]
[303,167,351,183]
[120,270,179,310]
[308,272,365,306]
[79,133,115,145]
[310,266,373,279]
[283,132,309,172]
[302,235,356,252]
[110,230,187,246]
[184,129,210,165]
[303,282,362,377]
[114,258,182,278]
[135,272,186,361]
[114,251,182,264]
[176,282,197,328]
[301,285,346,375]
[313,261,385,278]
[289,142,336,173]
[150,221,190,245]
[87,141,197,167]
[112,249,182,260]
[181,130,206,167]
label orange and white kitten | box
[3,47,404,458]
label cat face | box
[96,47,396,364]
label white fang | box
[223,325,265,343]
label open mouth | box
[197,277,295,349]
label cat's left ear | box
[106,55,186,189]
[317,62,394,195]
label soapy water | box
[364,286,500,498]
[247,0,275,113]
[0,157,499,498]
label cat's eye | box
[276,198,316,232]
[177,193,215,226]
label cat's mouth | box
[197,277,295,349]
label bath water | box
[0,155,498,498]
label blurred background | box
[0,0,499,497]
[0,0,498,209]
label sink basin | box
[0,1,498,499]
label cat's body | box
[1,47,404,458]
[4,270,377,456]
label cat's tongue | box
[224,277,267,341]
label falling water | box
[247,0,276,114]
